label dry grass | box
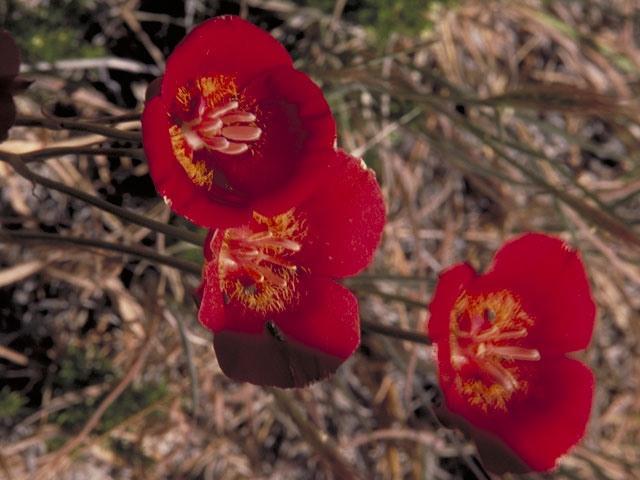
[1,0,640,479]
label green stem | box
[0,230,202,275]
[14,115,142,142]
[171,306,200,415]
[95,112,143,124]
[348,273,433,284]
[0,151,204,246]
[361,319,430,345]
[345,282,430,309]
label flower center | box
[218,209,305,314]
[182,99,262,155]
[449,290,540,411]
[167,75,263,193]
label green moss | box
[45,435,68,453]
[299,0,457,44]
[1,0,105,63]
[51,380,168,435]
[109,438,155,469]
[55,346,116,392]
[94,381,168,434]
[0,386,27,421]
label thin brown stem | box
[0,230,202,275]
[0,152,204,246]
[22,146,146,163]
[14,115,142,142]
[344,281,430,309]
[35,315,160,479]
[361,319,431,345]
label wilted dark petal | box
[0,92,16,142]
[0,30,21,79]
[213,329,345,388]
[145,77,163,103]
[8,77,33,95]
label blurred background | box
[1,0,639,478]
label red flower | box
[142,16,336,229]
[0,30,32,142]
[196,150,385,387]
[428,233,596,473]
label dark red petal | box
[475,358,594,472]
[485,233,596,354]
[274,276,360,359]
[142,95,254,227]
[292,150,386,278]
[252,147,336,218]
[161,16,292,107]
[0,93,16,142]
[0,30,21,79]
[427,263,476,342]
[212,66,336,205]
[213,329,344,388]
[8,77,33,95]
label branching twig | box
[35,314,160,479]
[270,388,365,480]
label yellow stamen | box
[449,290,540,411]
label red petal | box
[0,30,21,79]
[292,150,386,278]
[435,403,532,475]
[142,95,254,227]
[485,233,596,354]
[197,229,266,334]
[274,276,360,358]
[211,66,336,205]
[252,147,337,218]
[479,358,594,471]
[161,16,292,107]
[197,230,227,332]
[427,263,476,341]
[0,93,16,141]
[438,358,594,472]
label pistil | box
[182,99,262,154]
